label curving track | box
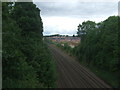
[49,44,112,88]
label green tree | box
[12,2,43,35]
[75,16,119,88]
[76,16,119,71]
[2,2,56,88]
[2,2,40,88]
[77,21,96,41]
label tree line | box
[74,16,120,88]
[2,2,56,88]
[76,16,119,71]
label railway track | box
[49,44,112,88]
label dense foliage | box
[2,2,56,88]
[75,16,120,87]
[56,42,73,56]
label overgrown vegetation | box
[46,16,120,88]
[2,2,56,88]
[74,16,120,88]
[56,43,72,53]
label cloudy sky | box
[33,0,119,36]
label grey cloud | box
[34,2,117,18]
[33,1,118,35]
